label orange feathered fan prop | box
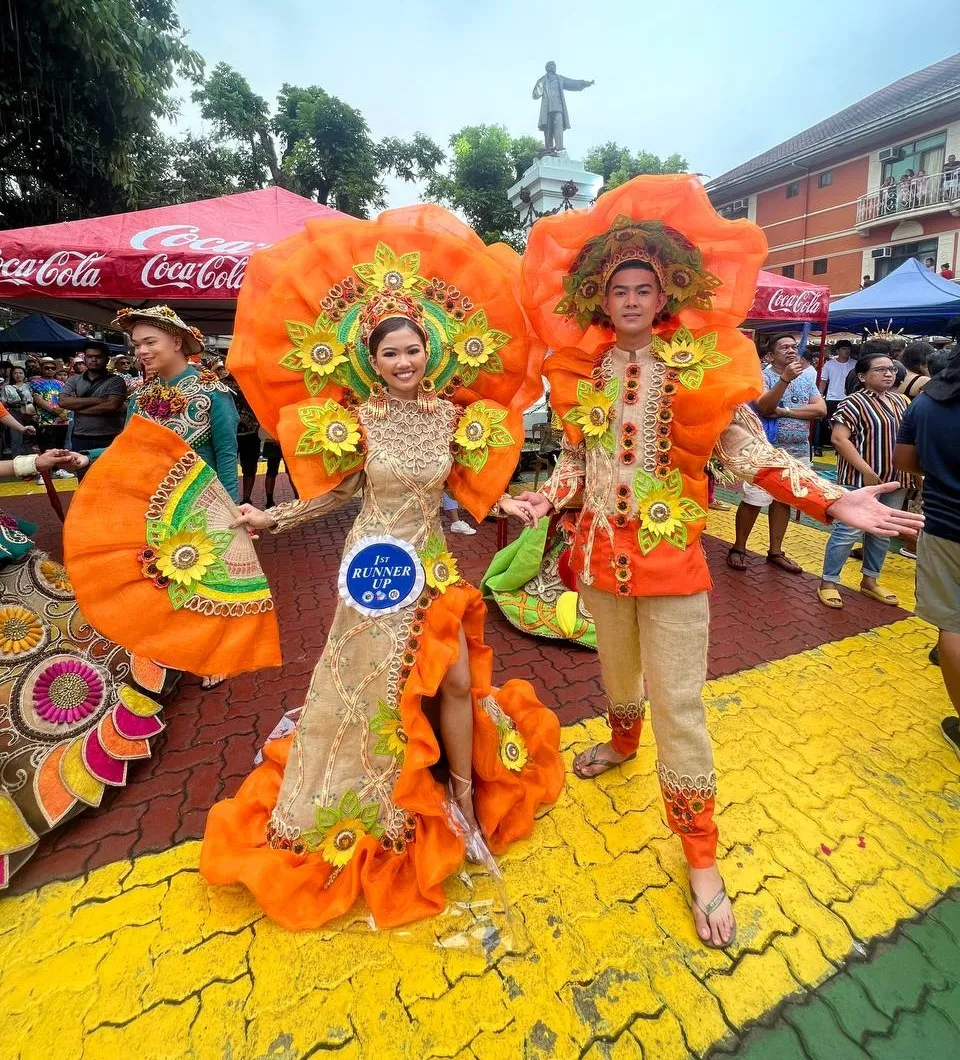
[64,417,281,676]
[522,173,768,359]
[227,204,546,521]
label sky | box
[170,0,960,205]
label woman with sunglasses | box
[818,352,916,608]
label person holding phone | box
[728,334,826,573]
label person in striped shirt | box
[818,351,915,608]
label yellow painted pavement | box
[1,490,957,1057]
[1,610,956,1058]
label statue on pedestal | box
[532,61,594,153]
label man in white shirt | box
[817,340,856,451]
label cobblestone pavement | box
[1,475,958,1059]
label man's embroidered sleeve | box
[539,435,586,510]
[714,405,844,523]
[266,472,364,534]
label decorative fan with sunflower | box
[64,417,281,677]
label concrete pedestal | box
[508,151,603,228]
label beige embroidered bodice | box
[266,397,460,546]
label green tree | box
[130,133,259,209]
[192,62,281,185]
[0,0,202,228]
[585,142,688,192]
[188,65,444,216]
[424,125,542,248]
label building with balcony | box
[707,53,960,296]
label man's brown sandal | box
[766,551,802,574]
[726,547,749,571]
[572,744,636,779]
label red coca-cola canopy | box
[0,188,344,332]
[748,270,830,323]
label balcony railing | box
[857,171,960,226]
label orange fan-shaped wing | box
[522,174,768,359]
[228,204,545,436]
[64,417,281,677]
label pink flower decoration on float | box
[33,658,105,725]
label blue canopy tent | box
[0,312,123,354]
[828,258,960,333]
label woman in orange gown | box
[200,206,564,929]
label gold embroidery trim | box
[714,406,844,502]
[656,762,718,800]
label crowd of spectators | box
[872,154,960,217]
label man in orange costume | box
[518,176,922,946]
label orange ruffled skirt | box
[200,582,564,929]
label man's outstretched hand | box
[826,482,923,537]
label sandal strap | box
[449,770,473,797]
[574,744,636,776]
[693,885,727,918]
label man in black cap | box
[58,340,128,467]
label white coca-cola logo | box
[140,253,249,291]
[767,289,825,315]
[0,249,104,288]
[129,224,269,255]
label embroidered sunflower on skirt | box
[371,699,408,762]
[449,309,508,385]
[302,789,384,868]
[650,326,729,390]
[453,400,513,473]
[296,399,364,475]
[140,510,234,611]
[279,315,349,395]
[420,534,460,594]
[564,378,620,452]
[632,469,707,555]
[0,604,44,656]
[498,721,528,772]
[39,559,72,592]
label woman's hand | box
[499,496,538,528]
[231,503,275,531]
[35,449,77,472]
[20,424,36,437]
[514,490,553,520]
[861,470,882,487]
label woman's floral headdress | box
[225,205,546,519]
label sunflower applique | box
[633,469,707,554]
[139,511,234,610]
[420,535,460,594]
[449,309,509,384]
[353,243,423,293]
[371,699,408,762]
[301,790,383,868]
[453,401,514,473]
[295,399,364,474]
[564,378,620,452]
[650,326,729,390]
[279,317,350,395]
[498,726,529,772]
